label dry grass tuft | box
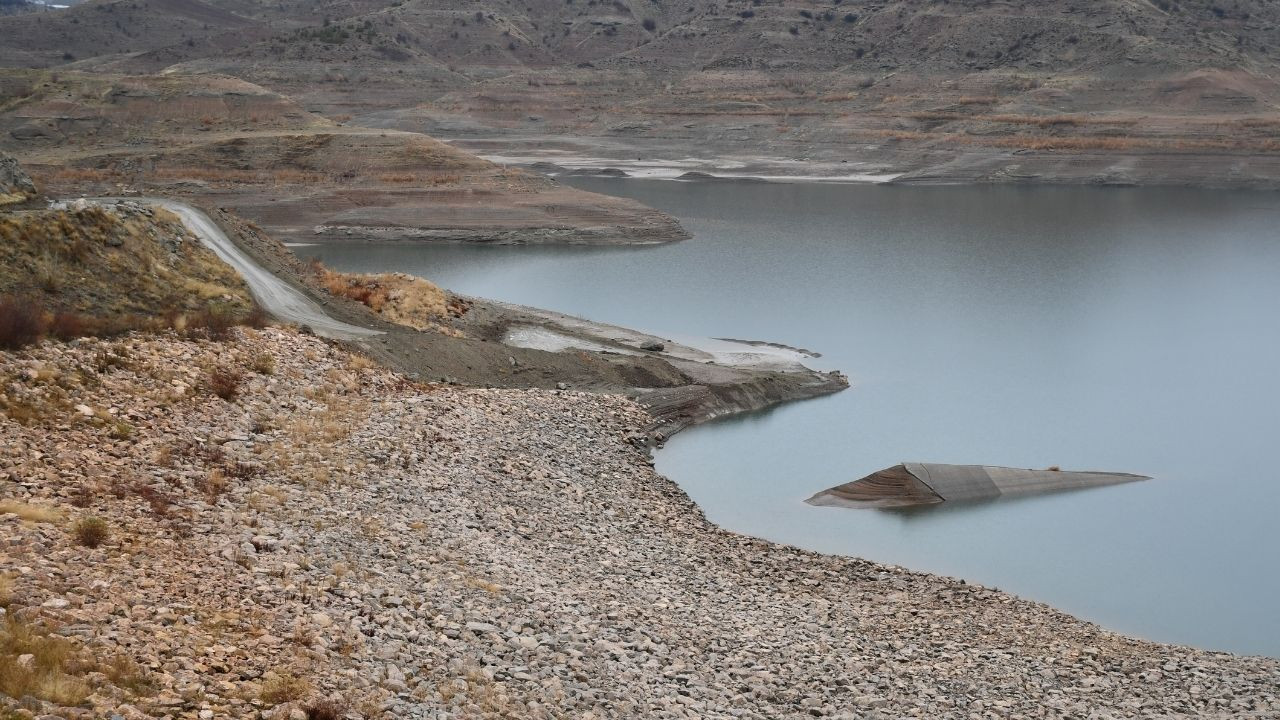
[260,672,313,705]
[0,501,63,524]
[103,653,153,696]
[250,352,277,375]
[0,617,93,707]
[0,573,14,608]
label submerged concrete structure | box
[807,463,1149,509]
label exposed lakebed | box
[300,178,1280,657]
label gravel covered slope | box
[1,329,1276,719]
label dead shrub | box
[304,699,346,720]
[46,311,88,340]
[132,484,172,517]
[207,366,243,401]
[0,295,46,349]
[197,468,229,503]
[187,307,238,340]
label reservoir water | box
[300,179,1280,657]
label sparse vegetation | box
[251,352,277,375]
[304,699,347,720]
[0,617,92,706]
[207,366,244,401]
[73,516,109,547]
[0,295,43,349]
[307,260,462,333]
[0,294,268,349]
[196,468,229,503]
[186,307,241,341]
[260,671,313,704]
[0,203,261,348]
[109,420,134,440]
[0,501,62,524]
[102,653,152,696]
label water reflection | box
[871,483,1126,521]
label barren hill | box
[3,0,1280,185]
[0,71,688,244]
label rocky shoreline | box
[3,329,1277,719]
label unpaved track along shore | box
[87,196,846,441]
[134,197,382,340]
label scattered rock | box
[1,327,1275,719]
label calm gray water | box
[301,179,1280,657]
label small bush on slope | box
[0,295,42,349]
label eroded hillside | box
[9,0,1275,185]
[0,71,688,243]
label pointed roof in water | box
[807,463,1149,510]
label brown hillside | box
[0,200,252,320]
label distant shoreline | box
[439,134,1280,192]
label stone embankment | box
[2,329,1277,719]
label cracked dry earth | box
[1,328,1277,719]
